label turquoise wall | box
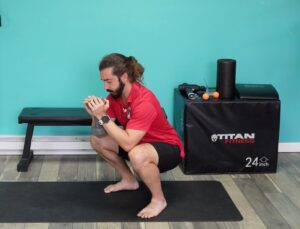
[0,0,299,141]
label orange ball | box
[213,91,220,99]
[202,93,209,100]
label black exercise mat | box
[0,181,242,222]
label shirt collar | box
[126,81,140,104]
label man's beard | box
[106,79,125,99]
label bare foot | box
[104,179,139,193]
[137,198,167,219]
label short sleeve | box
[126,102,157,132]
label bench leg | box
[17,124,34,172]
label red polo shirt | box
[106,82,184,158]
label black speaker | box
[216,59,236,99]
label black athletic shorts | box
[118,142,181,173]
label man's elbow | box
[121,142,137,153]
[120,130,142,152]
[121,138,138,152]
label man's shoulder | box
[135,83,156,99]
[136,90,157,106]
[133,94,159,114]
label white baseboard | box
[0,135,299,155]
[278,143,300,153]
[0,135,95,155]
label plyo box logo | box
[211,133,255,144]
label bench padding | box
[18,108,92,125]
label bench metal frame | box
[18,108,92,172]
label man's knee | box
[128,146,150,171]
[90,135,119,155]
[90,135,105,152]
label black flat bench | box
[18,107,92,172]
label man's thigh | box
[119,142,181,173]
[119,143,158,164]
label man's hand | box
[87,96,110,119]
[83,96,94,116]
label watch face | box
[100,115,110,125]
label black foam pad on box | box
[216,59,236,99]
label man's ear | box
[120,72,129,83]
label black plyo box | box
[174,88,280,174]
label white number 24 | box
[245,157,259,167]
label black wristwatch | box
[98,115,110,125]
